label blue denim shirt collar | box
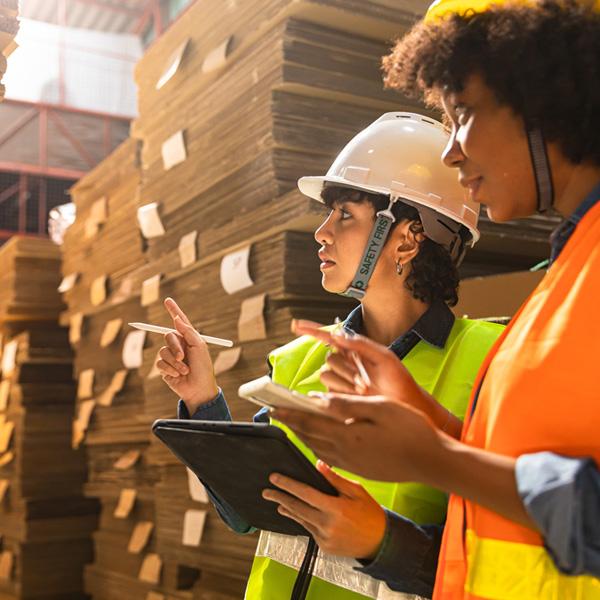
[550,180,600,264]
[343,301,455,351]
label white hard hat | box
[298,112,480,244]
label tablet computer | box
[152,419,338,536]
[238,375,328,414]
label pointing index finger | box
[164,297,193,326]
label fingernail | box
[308,391,330,407]
[269,474,279,484]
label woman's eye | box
[340,209,352,220]
[455,104,470,126]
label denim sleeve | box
[516,451,600,577]
[355,508,443,597]
[177,390,256,535]
[176,390,232,421]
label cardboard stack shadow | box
[0,237,96,600]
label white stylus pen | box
[128,322,233,348]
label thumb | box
[327,334,394,369]
[316,460,362,497]
[173,315,205,348]
[324,393,384,424]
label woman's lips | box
[464,177,483,201]
[320,260,336,270]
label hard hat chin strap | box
[526,126,554,213]
[341,196,398,300]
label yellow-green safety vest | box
[245,318,504,600]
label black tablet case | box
[152,419,338,536]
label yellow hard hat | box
[425,0,598,22]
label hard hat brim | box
[297,175,391,203]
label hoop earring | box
[396,260,404,276]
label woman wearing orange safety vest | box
[273,1,600,598]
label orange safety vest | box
[434,200,600,600]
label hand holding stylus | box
[155,297,220,414]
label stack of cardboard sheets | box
[61,140,167,600]
[0,238,65,323]
[0,237,95,600]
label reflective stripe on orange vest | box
[464,529,600,599]
[434,200,600,599]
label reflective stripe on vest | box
[434,201,600,600]
[246,317,504,599]
[464,529,600,600]
[256,530,427,600]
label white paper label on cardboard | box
[114,488,137,519]
[122,330,146,369]
[182,509,207,547]
[0,452,14,468]
[69,312,84,345]
[0,380,10,411]
[141,274,162,307]
[220,246,253,294]
[84,217,99,239]
[137,203,166,239]
[90,275,108,306]
[77,399,96,431]
[0,479,9,503]
[0,550,13,581]
[238,293,267,342]
[100,318,123,348]
[77,368,95,399]
[1,340,18,376]
[202,36,233,74]
[138,553,162,584]
[178,230,198,269]
[58,272,79,293]
[213,346,241,376]
[156,38,189,90]
[0,422,14,454]
[161,130,187,171]
[128,521,154,553]
[91,196,108,225]
[97,369,128,407]
[186,467,209,503]
[114,449,141,471]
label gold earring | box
[396,260,404,276]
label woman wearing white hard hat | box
[154,113,503,599]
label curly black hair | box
[321,185,460,306]
[382,0,600,166]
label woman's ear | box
[391,220,424,268]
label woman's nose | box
[314,211,335,245]
[442,132,466,169]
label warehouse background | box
[0,1,554,599]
